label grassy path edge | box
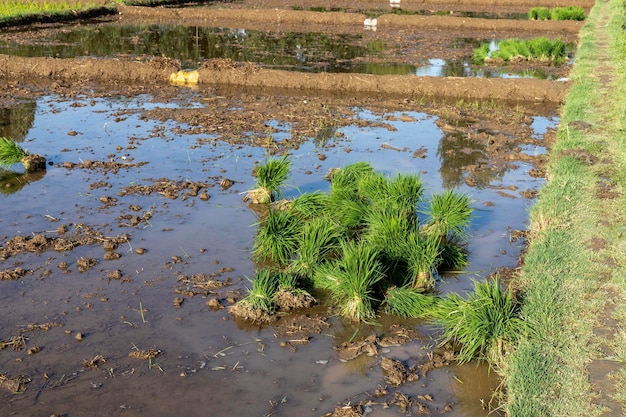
[501,0,626,415]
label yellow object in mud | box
[169,70,199,85]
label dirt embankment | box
[0,55,569,103]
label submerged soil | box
[0,1,575,416]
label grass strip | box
[501,0,626,415]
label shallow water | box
[0,89,552,416]
[0,23,563,78]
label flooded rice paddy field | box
[0,83,554,416]
[0,0,575,415]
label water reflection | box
[0,169,46,195]
[0,102,36,142]
[0,25,559,78]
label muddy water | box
[0,23,567,79]
[0,88,552,416]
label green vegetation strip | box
[529,6,586,21]
[0,1,117,26]
[501,0,626,415]
[473,37,567,64]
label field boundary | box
[501,0,626,415]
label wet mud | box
[0,1,571,416]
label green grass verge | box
[500,0,626,415]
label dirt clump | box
[0,267,29,281]
[0,374,29,394]
[274,288,317,311]
[381,357,408,386]
[175,273,231,297]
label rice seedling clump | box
[239,159,475,322]
[473,37,568,65]
[0,137,46,172]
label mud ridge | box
[0,55,569,103]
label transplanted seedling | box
[237,161,475,323]
[244,155,291,204]
[428,277,529,364]
[0,137,46,172]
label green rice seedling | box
[252,207,302,267]
[529,6,585,21]
[387,172,424,213]
[330,241,386,321]
[0,137,46,172]
[474,38,567,64]
[357,171,424,215]
[402,231,442,290]
[237,269,279,314]
[421,190,472,240]
[274,271,316,311]
[289,217,344,280]
[550,6,585,21]
[429,277,528,364]
[497,38,531,61]
[472,43,492,64]
[527,37,566,62]
[245,155,291,204]
[382,286,438,318]
[362,200,415,261]
[311,261,342,290]
[528,7,550,20]
[326,187,370,230]
[356,170,389,202]
[0,137,25,168]
[327,161,375,193]
[289,191,329,219]
[438,240,470,271]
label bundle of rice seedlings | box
[421,190,472,240]
[289,191,329,219]
[473,43,492,64]
[273,271,316,311]
[438,240,470,271]
[0,137,46,172]
[550,6,585,20]
[326,187,370,230]
[311,261,342,290]
[252,207,302,267]
[289,217,344,280]
[403,231,442,290]
[231,269,279,322]
[330,241,386,321]
[473,38,567,64]
[328,161,375,193]
[528,7,550,20]
[356,171,389,203]
[429,278,528,364]
[245,155,291,204]
[362,200,415,261]
[382,286,438,318]
[387,172,424,213]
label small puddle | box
[0,91,551,416]
[0,24,563,78]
